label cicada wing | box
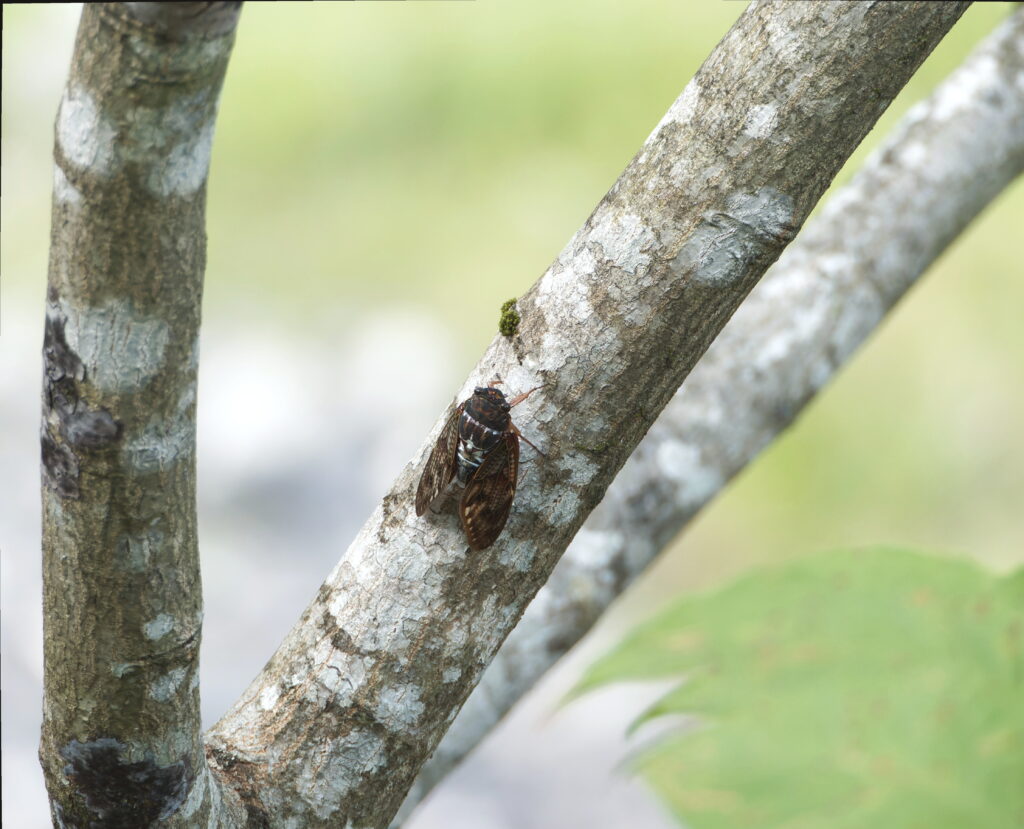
[459,432,519,551]
[415,405,462,516]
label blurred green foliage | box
[203,1,746,322]
[575,549,1024,828]
[3,2,1022,592]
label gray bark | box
[398,7,1024,821]
[202,3,968,827]
[43,2,1010,827]
[39,3,240,827]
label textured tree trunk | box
[44,2,1010,827]
[39,3,240,827]
[202,3,969,826]
[397,7,1024,820]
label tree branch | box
[397,6,1024,819]
[39,3,241,826]
[205,3,968,826]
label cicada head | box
[467,386,511,430]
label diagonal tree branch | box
[205,3,968,826]
[398,7,1024,820]
[39,3,241,826]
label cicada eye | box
[501,402,510,412]
[474,386,486,395]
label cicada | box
[415,382,542,550]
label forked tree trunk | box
[39,2,979,827]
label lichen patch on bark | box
[119,385,198,473]
[588,209,657,276]
[742,102,780,139]
[149,666,191,703]
[374,685,426,732]
[53,165,83,206]
[294,731,388,821]
[131,90,219,197]
[62,298,172,394]
[144,613,177,640]
[497,539,536,573]
[56,85,117,175]
[671,186,795,286]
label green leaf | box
[574,549,1024,829]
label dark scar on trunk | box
[42,312,122,497]
[60,738,193,826]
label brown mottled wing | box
[459,432,519,551]
[415,404,462,516]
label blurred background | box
[2,3,1021,826]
